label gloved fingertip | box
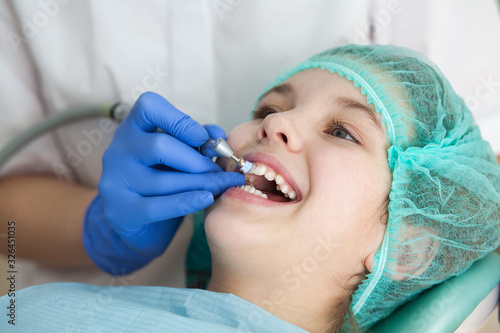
[210,172,245,196]
[178,122,209,147]
[227,172,246,185]
[203,124,226,140]
[198,191,214,206]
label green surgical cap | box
[186,44,500,330]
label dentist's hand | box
[83,92,244,275]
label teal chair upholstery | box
[371,251,500,333]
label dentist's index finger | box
[203,124,226,140]
[131,92,209,147]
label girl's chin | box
[204,197,242,225]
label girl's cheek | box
[226,123,258,153]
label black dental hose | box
[0,102,130,170]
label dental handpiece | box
[199,137,253,173]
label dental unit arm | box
[0,102,128,170]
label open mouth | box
[236,162,299,203]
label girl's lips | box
[241,151,302,201]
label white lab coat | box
[0,0,499,289]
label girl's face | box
[206,69,392,282]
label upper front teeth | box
[246,163,297,200]
[252,164,267,176]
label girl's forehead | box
[283,69,370,103]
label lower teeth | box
[238,185,268,199]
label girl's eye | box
[327,121,359,143]
[330,128,354,140]
[252,105,282,119]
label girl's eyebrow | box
[334,96,384,133]
[259,83,294,101]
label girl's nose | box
[256,112,303,152]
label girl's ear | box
[364,250,377,272]
[389,226,439,281]
[363,225,439,280]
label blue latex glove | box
[83,92,244,275]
